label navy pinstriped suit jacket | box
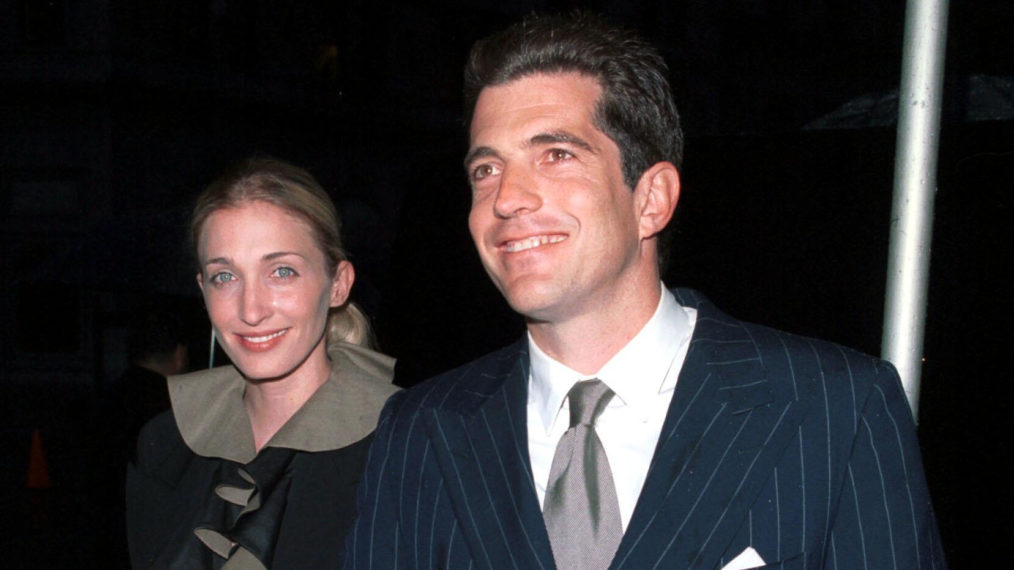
[345,289,946,569]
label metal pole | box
[209,328,217,369]
[882,0,949,420]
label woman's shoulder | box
[133,410,194,480]
[165,366,256,461]
[136,410,182,457]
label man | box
[346,12,945,569]
[105,307,189,455]
[93,306,189,567]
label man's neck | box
[527,279,662,375]
[133,357,174,378]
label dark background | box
[1,0,1011,567]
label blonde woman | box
[127,157,398,568]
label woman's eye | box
[210,272,235,285]
[273,266,298,279]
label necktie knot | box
[568,379,614,429]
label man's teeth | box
[244,330,287,343]
[504,235,566,253]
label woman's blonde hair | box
[191,155,375,348]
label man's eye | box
[547,149,574,162]
[472,163,500,181]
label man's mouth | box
[502,234,567,253]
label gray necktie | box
[544,379,622,570]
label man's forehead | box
[481,70,600,99]
[468,72,605,143]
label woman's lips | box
[237,329,288,351]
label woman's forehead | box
[199,201,321,260]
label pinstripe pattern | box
[345,288,946,569]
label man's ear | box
[172,344,189,375]
[634,161,680,240]
[330,260,355,308]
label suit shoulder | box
[676,287,888,370]
[739,320,902,406]
[742,320,876,363]
[753,322,890,373]
[385,340,526,418]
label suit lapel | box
[420,290,810,570]
[614,290,809,569]
[425,340,555,570]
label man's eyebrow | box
[463,146,498,171]
[463,130,596,171]
[527,130,595,152]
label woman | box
[126,156,399,568]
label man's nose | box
[493,165,542,218]
[239,280,271,326]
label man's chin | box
[503,293,561,324]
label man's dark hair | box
[128,306,186,363]
[464,11,684,185]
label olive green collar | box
[167,342,398,463]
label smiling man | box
[346,12,945,570]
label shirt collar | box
[528,285,693,435]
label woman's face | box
[197,200,352,382]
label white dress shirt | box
[527,287,697,530]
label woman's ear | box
[634,161,680,240]
[330,260,355,308]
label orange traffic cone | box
[26,428,51,490]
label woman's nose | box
[239,280,271,326]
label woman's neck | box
[243,345,332,452]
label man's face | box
[465,72,645,326]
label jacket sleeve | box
[824,360,947,569]
[344,391,414,569]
